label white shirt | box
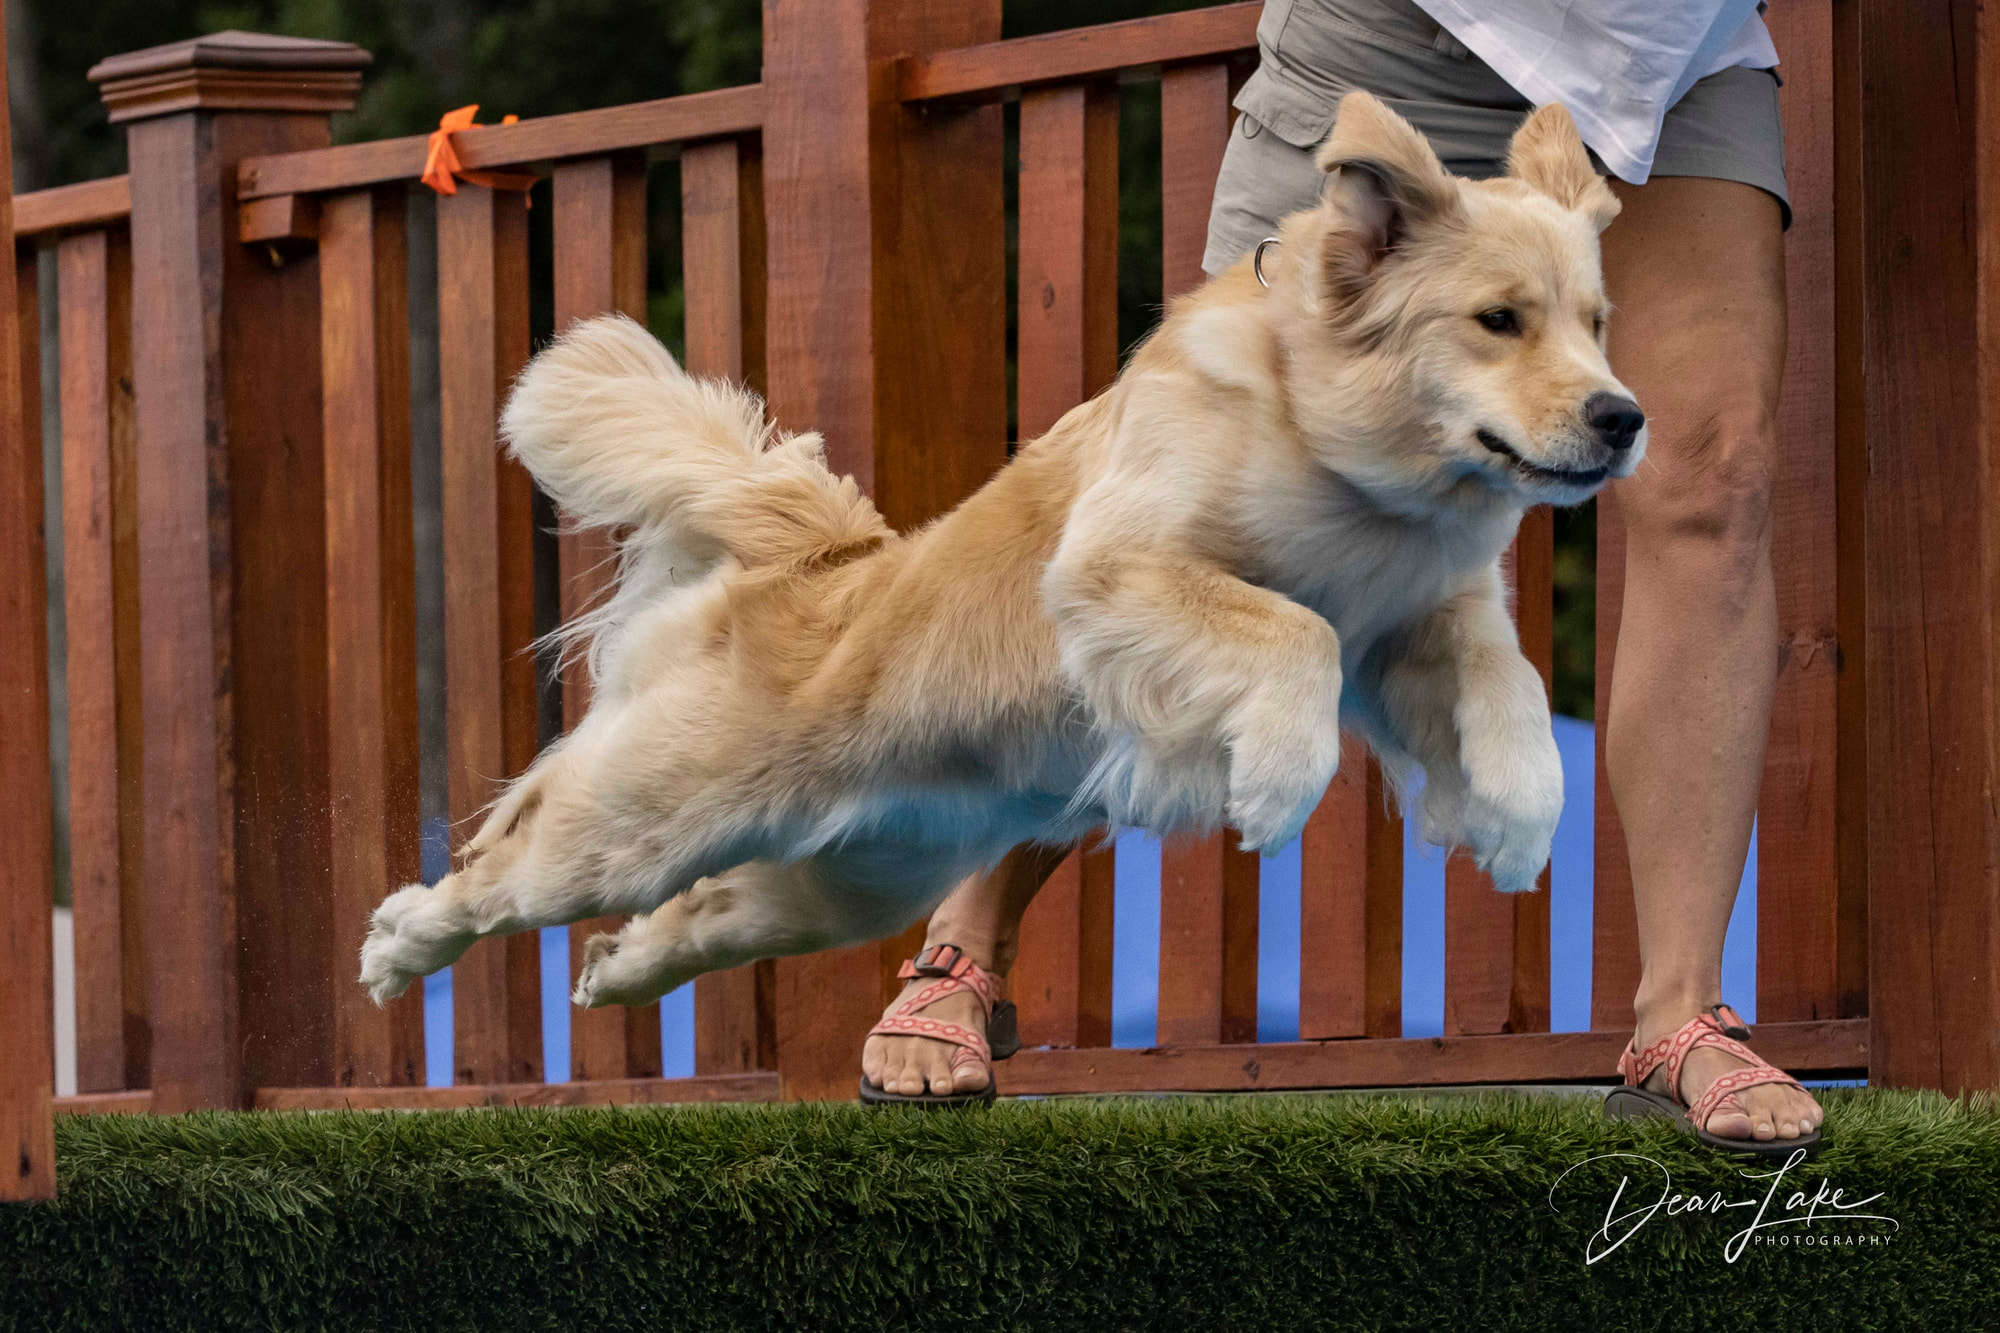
[1411,0,1779,183]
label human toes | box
[1773,1085,1824,1137]
[861,1035,891,1091]
[1702,1100,1757,1141]
[950,1052,991,1094]
[914,1039,980,1095]
[878,1039,927,1096]
[1745,1084,1821,1140]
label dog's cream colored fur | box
[360,94,1643,1010]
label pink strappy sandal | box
[1604,1003,1824,1157]
[857,943,1021,1109]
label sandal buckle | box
[910,943,966,978]
[1708,1003,1752,1041]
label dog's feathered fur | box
[360,94,1642,1009]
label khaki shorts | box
[1204,0,1790,275]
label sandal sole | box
[1604,1085,1825,1159]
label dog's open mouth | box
[1476,428,1609,487]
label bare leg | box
[860,841,1071,1097]
[1603,176,1821,1141]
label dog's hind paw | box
[570,932,622,1008]
[571,929,677,1008]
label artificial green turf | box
[2,1090,1993,1331]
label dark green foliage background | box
[3,1091,1992,1331]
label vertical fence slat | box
[1013,81,1120,1049]
[1443,515,1553,1034]
[1299,738,1402,1038]
[1151,66,1261,1047]
[57,232,119,1090]
[1830,2,1870,1027]
[322,187,424,1086]
[1511,511,1555,1031]
[1160,61,1231,303]
[1158,832,1260,1045]
[682,135,779,1074]
[1590,491,1639,1030]
[1757,0,1846,1023]
[437,183,542,1085]
[59,227,146,1091]
[684,137,768,392]
[104,233,145,1092]
[2,230,56,1197]
[551,152,666,1082]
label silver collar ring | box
[1253,236,1281,288]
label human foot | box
[1610,1003,1825,1154]
[858,943,1017,1106]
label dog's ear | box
[1314,92,1459,303]
[1506,103,1621,232]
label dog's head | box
[1274,92,1643,510]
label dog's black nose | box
[1586,392,1645,450]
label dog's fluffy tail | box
[501,314,889,692]
[502,313,888,571]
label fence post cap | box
[89,31,372,124]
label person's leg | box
[1602,175,1821,1142]
[860,841,1071,1096]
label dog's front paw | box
[1456,732,1563,893]
[358,882,473,1004]
[359,884,436,1005]
[1225,713,1342,854]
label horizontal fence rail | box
[14,177,132,239]
[10,2,1946,1156]
[237,85,765,201]
[897,3,1260,102]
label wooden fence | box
[8,0,1999,1201]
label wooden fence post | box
[1851,0,2000,1091]
[0,0,57,1200]
[89,32,372,1110]
[761,0,1007,1099]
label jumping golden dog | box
[360,93,1645,1011]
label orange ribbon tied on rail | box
[420,105,537,196]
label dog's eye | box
[1476,308,1521,336]
[1592,312,1608,338]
